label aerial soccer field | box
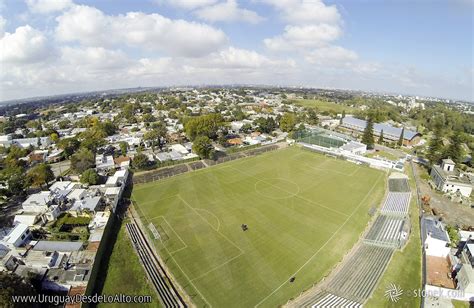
[132,146,385,307]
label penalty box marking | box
[148,215,188,255]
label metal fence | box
[132,144,281,184]
[294,130,345,148]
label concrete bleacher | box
[364,215,406,248]
[381,192,411,216]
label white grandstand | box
[381,192,411,216]
[288,176,412,307]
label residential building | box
[3,224,31,247]
[430,159,473,197]
[423,217,451,258]
[456,243,474,293]
[22,191,53,213]
[95,154,115,171]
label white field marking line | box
[253,178,301,200]
[133,162,234,190]
[133,146,287,190]
[190,251,244,283]
[348,166,360,177]
[132,197,213,306]
[158,233,213,308]
[149,215,188,254]
[293,194,349,218]
[194,208,221,231]
[231,166,349,218]
[131,195,151,226]
[177,195,244,254]
[306,165,351,177]
[133,194,179,207]
[254,172,384,307]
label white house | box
[13,214,39,226]
[49,181,78,192]
[430,159,473,197]
[456,243,474,293]
[170,144,189,155]
[423,217,451,258]
[4,224,31,247]
[22,191,53,213]
[95,154,115,171]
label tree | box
[0,272,38,308]
[361,117,375,150]
[378,129,384,144]
[340,110,346,125]
[240,123,253,134]
[80,168,99,185]
[398,127,405,147]
[142,114,156,123]
[133,153,149,170]
[279,113,297,132]
[58,119,70,129]
[27,163,54,188]
[70,148,95,173]
[144,123,167,151]
[50,132,59,143]
[119,141,128,155]
[184,114,224,140]
[444,132,463,164]
[306,108,319,125]
[192,136,214,159]
[427,125,444,164]
[254,117,276,134]
[57,138,80,158]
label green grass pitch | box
[132,146,386,307]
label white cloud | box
[264,24,341,51]
[26,0,73,14]
[0,15,5,38]
[204,47,294,69]
[0,25,51,63]
[194,0,264,24]
[61,46,132,70]
[263,0,341,25]
[55,5,228,57]
[305,46,358,65]
[156,0,218,10]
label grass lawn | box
[292,99,355,113]
[452,299,471,308]
[367,150,400,161]
[365,165,422,308]
[99,219,159,308]
[132,146,385,307]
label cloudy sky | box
[0,0,472,101]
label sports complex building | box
[340,116,422,146]
[294,127,405,171]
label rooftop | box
[432,164,473,185]
[6,223,29,243]
[423,217,450,242]
[33,241,83,252]
[342,116,420,140]
[22,191,52,207]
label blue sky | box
[0,0,472,101]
